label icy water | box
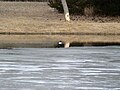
[0,46,120,90]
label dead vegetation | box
[0,2,120,47]
[0,2,119,33]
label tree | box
[48,0,120,16]
[61,0,70,21]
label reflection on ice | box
[0,46,120,90]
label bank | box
[0,2,120,48]
[0,31,120,48]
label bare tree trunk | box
[61,0,70,21]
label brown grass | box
[0,2,119,33]
[0,2,120,47]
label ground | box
[0,2,120,47]
[0,2,120,33]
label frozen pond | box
[0,46,120,90]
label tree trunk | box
[61,0,70,21]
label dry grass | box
[0,2,120,34]
[0,2,120,47]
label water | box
[0,46,120,90]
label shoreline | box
[0,2,120,48]
[0,34,120,48]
